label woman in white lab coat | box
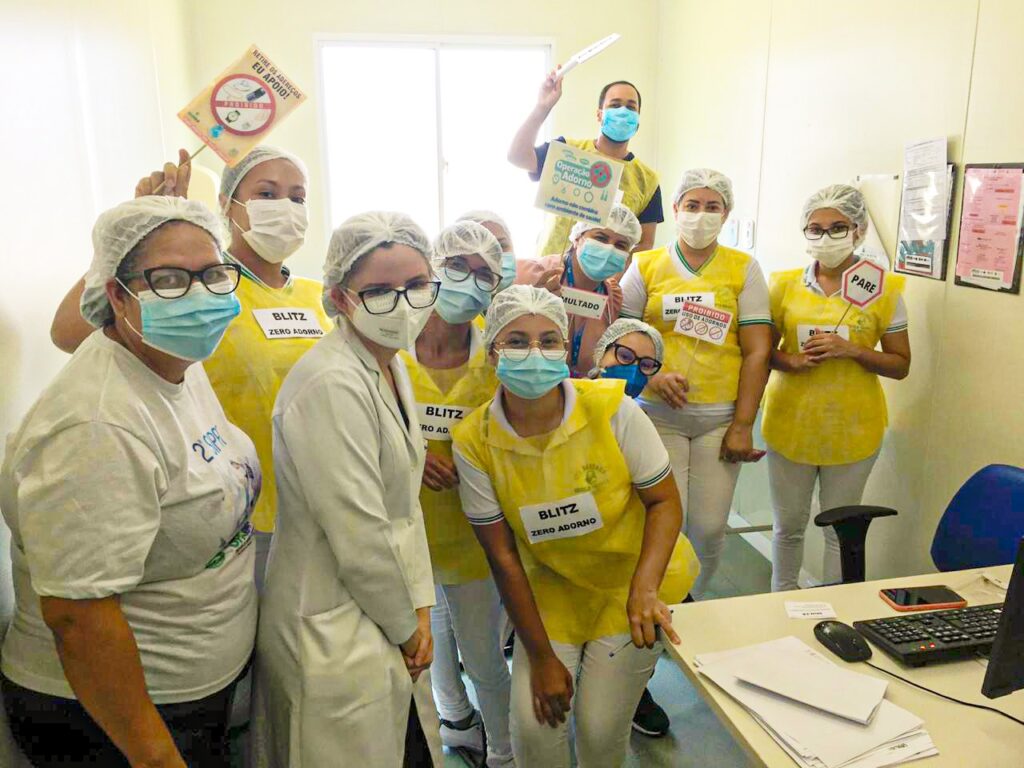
[251,211,443,767]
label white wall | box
[656,0,1024,582]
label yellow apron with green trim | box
[203,273,330,532]
[537,138,660,257]
[399,336,499,585]
[452,378,699,645]
[762,268,905,465]
[635,244,750,403]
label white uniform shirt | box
[0,331,259,704]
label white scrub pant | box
[768,449,880,591]
[510,634,659,768]
[646,408,741,597]
[430,578,513,766]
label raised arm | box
[508,69,563,173]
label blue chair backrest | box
[932,464,1024,572]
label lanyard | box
[563,253,607,371]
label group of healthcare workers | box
[0,68,910,768]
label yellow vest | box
[537,138,660,257]
[635,243,751,403]
[203,270,330,532]
[452,379,699,644]
[399,328,499,585]
[762,267,905,465]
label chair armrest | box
[814,505,897,528]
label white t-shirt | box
[454,381,671,525]
[0,331,259,704]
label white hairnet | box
[592,318,664,369]
[81,197,225,327]
[457,209,511,240]
[433,221,503,274]
[569,204,642,249]
[483,284,568,351]
[801,183,869,234]
[673,168,734,209]
[321,211,432,318]
[219,145,309,211]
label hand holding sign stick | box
[149,145,208,196]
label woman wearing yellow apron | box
[48,146,329,588]
[399,221,514,768]
[452,286,699,768]
[763,185,911,591]
[619,168,772,598]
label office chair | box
[930,464,1024,572]
[813,505,897,584]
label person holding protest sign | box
[398,221,514,768]
[508,74,663,255]
[252,211,442,766]
[49,146,327,589]
[619,169,772,602]
[516,204,641,378]
[763,184,911,592]
[452,285,699,768]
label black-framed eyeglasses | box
[351,280,441,315]
[443,257,501,293]
[611,342,662,376]
[803,224,852,241]
[120,263,241,299]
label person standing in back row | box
[508,73,663,255]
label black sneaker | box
[632,686,669,737]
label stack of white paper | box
[695,636,938,767]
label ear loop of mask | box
[114,278,147,343]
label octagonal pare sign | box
[842,260,886,308]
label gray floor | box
[443,533,771,767]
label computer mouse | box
[814,620,873,662]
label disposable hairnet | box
[321,211,432,318]
[81,197,225,327]
[569,204,642,249]
[219,145,309,211]
[592,318,664,369]
[673,168,734,209]
[457,210,511,241]
[801,183,869,234]
[433,221,503,275]
[483,284,568,351]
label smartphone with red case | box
[879,585,967,612]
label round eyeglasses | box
[494,339,567,363]
[443,257,501,293]
[610,342,663,376]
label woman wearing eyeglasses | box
[1,198,258,767]
[763,184,910,591]
[452,286,699,768]
[49,147,326,589]
[397,221,513,767]
[516,204,643,378]
[589,318,665,398]
[252,212,443,766]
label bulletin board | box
[954,163,1024,295]
[894,164,956,281]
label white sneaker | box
[440,711,485,753]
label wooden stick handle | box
[151,144,207,195]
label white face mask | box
[676,210,723,249]
[807,231,856,269]
[346,295,433,350]
[233,198,308,264]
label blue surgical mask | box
[498,252,517,292]
[577,240,628,281]
[435,274,492,324]
[600,106,640,142]
[120,282,241,361]
[601,364,649,398]
[496,349,569,400]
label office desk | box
[666,566,1024,767]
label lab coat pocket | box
[298,601,392,715]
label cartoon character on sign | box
[590,162,613,188]
[210,74,276,136]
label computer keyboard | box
[853,604,1003,667]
